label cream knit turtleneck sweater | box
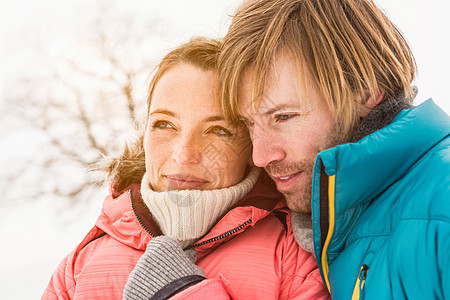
[141,167,260,248]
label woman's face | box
[144,63,251,191]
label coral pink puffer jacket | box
[42,174,329,299]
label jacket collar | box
[95,169,284,251]
[315,99,449,217]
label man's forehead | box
[236,66,257,116]
[238,66,322,123]
[237,52,306,115]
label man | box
[217,0,450,299]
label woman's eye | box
[152,120,173,129]
[209,126,232,137]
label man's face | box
[238,51,347,213]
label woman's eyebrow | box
[203,116,225,122]
[149,110,226,123]
[149,109,178,118]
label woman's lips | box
[165,174,209,190]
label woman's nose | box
[171,133,202,165]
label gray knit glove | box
[123,236,206,300]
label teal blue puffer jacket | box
[312,99,450,299]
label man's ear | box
[360,89,384,118]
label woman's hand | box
[123,236,205,300]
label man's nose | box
[251,124,285,167]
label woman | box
[42,38,329,299]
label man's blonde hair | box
[147,37,221,114]
[219,0,417,134]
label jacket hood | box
[94,184,156,251]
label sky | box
[376,0,450,112]
[0,0,449,112]
[0,0,449,298]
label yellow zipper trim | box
[320,175,336,292]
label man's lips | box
[165,174,209,189]
[269,171,303,189]
[271,171,301,181]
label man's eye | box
[152,120,173,129]
[209,126,232,137]
[275,114,296,122]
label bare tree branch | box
[3,9,171,206]
[71,85,108,155]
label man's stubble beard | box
[266,122,351,213]
[283,162,314,213]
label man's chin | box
[282,192,312,214]
[265,162,314,213]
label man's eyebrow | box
[237,104,292,119]
[149,109,178,118]
[261,104,295,116]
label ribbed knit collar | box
[141,167,261,248]
[351,87,416,142]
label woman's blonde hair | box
[219,0,417,134]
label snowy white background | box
[0,0,449,298]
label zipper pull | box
[359,264,369,289]
[351,264,369,300]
